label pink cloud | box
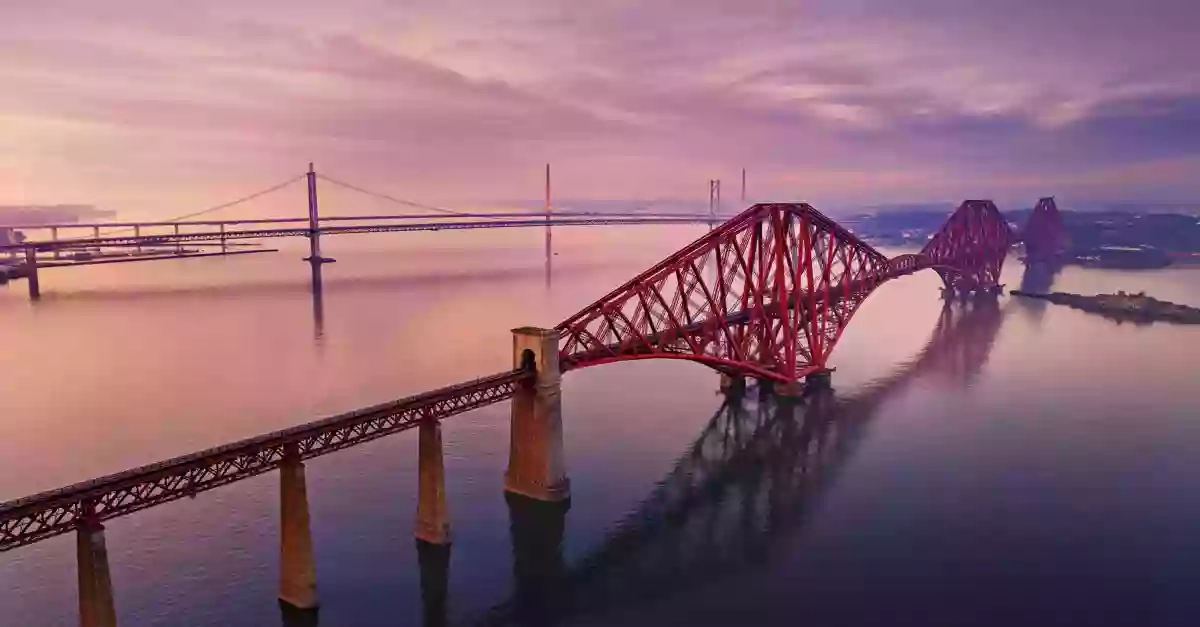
[1,0,1198,213]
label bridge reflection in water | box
[355,298,1001,627]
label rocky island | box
[1011,290,1200,324]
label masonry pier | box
[414,420,451,545]
[279,444,318,613]
[77,515,117,627]
[805,370,833,391]
[719,373,746,395]
[505,327,570,502]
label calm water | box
[2,225,1199,627]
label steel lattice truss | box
[1021,197,1068,262]
[920,200,1014,291]
[557,203,892,382]
[0,370,527,552]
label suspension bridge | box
[0,195,1065,627]
[0,165,730,299]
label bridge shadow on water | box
[274,299,1007,627]
[1013,261,1064,326]
[443,298,1009,627]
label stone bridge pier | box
[77,511,117,627]
[505,327,570,503]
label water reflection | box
[470,299,1007,626]
[544,225,553,290]
[1014,262,1063,325]
[6,263,612,307]
[280,601,320,627]
[310,262,326,341]
[505,494,570,627]
[417,540,453,627]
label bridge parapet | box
[505,328,570,502]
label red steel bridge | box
[555,198,1061,385]
[0,196,1064,625]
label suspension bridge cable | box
[315,173,467,216]
[162,174,307,222]
[96,174,306,236]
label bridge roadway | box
[1,213,726,254]
[0,369,527,552]
[0,211,725,232]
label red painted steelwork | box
[921,200,1014,291]
[1022,197,1068,262]
[557,201,1014,383]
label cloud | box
[1,0,1198,211]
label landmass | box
[848,204,1200,269]
[1011,290,1200,325]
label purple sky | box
[2,0,1198,214]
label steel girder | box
[556,203,892,383]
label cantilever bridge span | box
[0,197,1062,625]
[556,199,1039,385]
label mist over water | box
[2,226,1198,626]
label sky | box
[1,0,1198,215]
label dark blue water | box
[2,229,1199,626]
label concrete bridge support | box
[505,327,570,502]
[303,163,334,264]
[775,380,804,399]
[24,245,39,300]
[806,370,833,391]
[414,420,451,545]
[77,517,117,627]
[279,444,318,612]
[769,370,832,400]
